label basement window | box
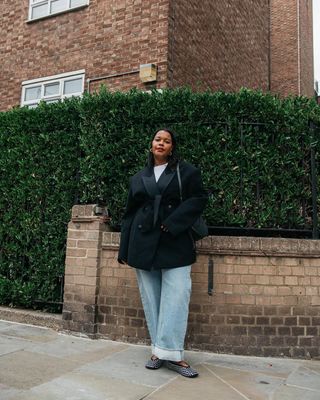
[21,70,85,108]
[28,0,89,21]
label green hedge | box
[79,88,320,229]
[0,88,319,308]
[0,100,81,309]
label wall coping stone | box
[71,204,111,224]
[102,232,320,258]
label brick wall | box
[270,0,314,97]
[167,0,270,92]
[63,205,320,358]
[0,1,314,110]
[62,205,107,335]
[0,0,170,111]
[299,0,314,97]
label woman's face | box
[151,130,174,165]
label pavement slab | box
[0,350,79,390]
[1,320,320,400]
[203,363,285,400]
[6,372,152,400]
[0,323,57,343]
[302,361,320,375]
[28,335,129,363]
[143,364,245,400]
[272,383,320,400]
[78,345,175,388]
[0,383,23,400]
[204,352,303,378]
[0,321,17,331]
[0,336,25,356]
[285,365,320,392]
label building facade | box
[270,0,314,97]
[0,0,314,111]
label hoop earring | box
[150,149,153,153]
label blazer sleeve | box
[118,180,137,264]
[162,167,208,236]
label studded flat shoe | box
[167,361,199,378]
[145,356,165,370]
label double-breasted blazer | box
[118,160,208,270]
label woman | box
[118,128,208,378]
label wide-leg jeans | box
[135,265,192,362]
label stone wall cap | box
[102,232,320,257]
[72,204,109,220]
[197,235,320,257]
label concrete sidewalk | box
[1,320,320,400]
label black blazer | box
[118,161,208,270]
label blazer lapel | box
[141,165,176,228]
[157,165,176,194]
[142,168,162,228]
[142,168,160,198]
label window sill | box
[26,4,89,24]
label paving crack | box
[284,383,320,393]
[136,376,178,400]
[202,364,252,400]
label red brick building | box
[0,0,314,111]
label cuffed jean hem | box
[152,345,184,362]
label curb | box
[0,306,63,331]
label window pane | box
[63,78,83,95]
[25,86,42,101]
[50,0,69,14]
[44,82,60,96]
[31,3,48,19]
[22,72,84,107]
[45,99,60,104]
[70,0,87,7]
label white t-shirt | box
[154,163,168,182]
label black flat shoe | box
[167,361,199,378]
[145,356,164,370]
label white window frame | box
[28,0,89,22]
[21,70,85,108]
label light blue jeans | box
[135,265,192,362]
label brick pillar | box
[62,204,109,337]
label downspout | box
[297,0,301,95]
[268,0,272,91]
[168,0,175,87]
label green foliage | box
[79,88,320,229]
[0,88,319,308]
[0,99,81,309]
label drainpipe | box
[297,0,301,95]
[268,0,272,91]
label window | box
[21,70,85,108]
[28,0,89,21]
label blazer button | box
[138,224,142,229]
[168,204,172,209]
